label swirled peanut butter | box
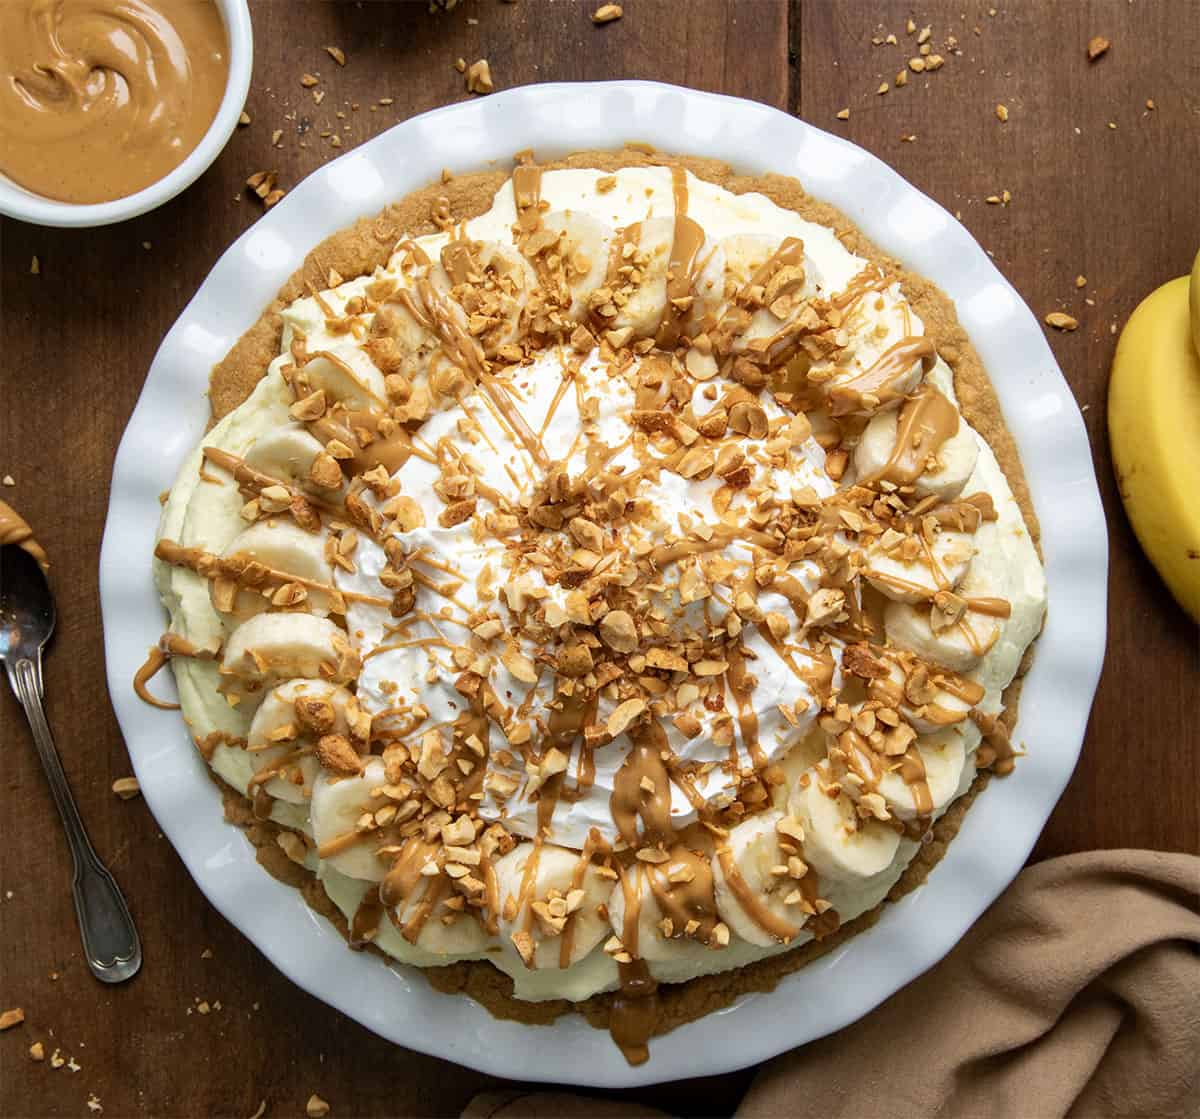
[0,499,49,570]
[0,0,228,204]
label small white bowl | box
[0,0,252,229]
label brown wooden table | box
[2,2,1197,1115]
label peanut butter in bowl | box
[0,0,230,205]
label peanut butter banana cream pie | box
[150,152,1046,1063]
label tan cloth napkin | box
[464,850,1200,1119]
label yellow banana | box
[1108,272,1200,622]
[1191,249,1200,360]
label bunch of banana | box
[1107,250,1200,621]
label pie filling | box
[150,159,1046,1063]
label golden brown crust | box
[204,146,1041,1040]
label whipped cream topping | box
[152,159,1046,1064]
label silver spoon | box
[1,542,141,983]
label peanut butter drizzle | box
[611,724,674,849]
[511,154,543,235]
[399,245,552,472]
[349,891,384,949]
[558,828,603,968]
[895,746,934,816]
[380,836,448,943]
[725,645,768,771]
[828,337,937,417]
[538,689,597,833]
[828,266,891,313]
[647,845,719,945]
[971,709,1018,776]
[251,785,273,821]
[132,630,214,710]
[309,409,424,475]
[199,446,340,518]
[154,537,388,609]
[965,596,1012,618]
[655,166,707,349]
[611,957,660,1066]
[0,0,228,204]
[865,385,960,486]
[716,847,800,943]
[0,499,49,571]
[132,647,177,709]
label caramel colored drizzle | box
[611,958,660,1067]
[133,647,177,710]
[611,725,674,849]
[716,847,800,943]
[0,499,49,571]
[655,166,707,349]
[132,630,215,710]
[349,891,384,949]
[828,337,936,417]
[512,156,543,235]
[865,385,960,486]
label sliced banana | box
[243,679,355,804]
[368,299,441,382]
[434,240,538,358]
[212,520,334,622]
[883,599,999,673]
[713,234,806,358]
[378,837,493,956]
[871,658,976,734]
[311,759,386,881]
[854,405,979,500]
[789,765,901,886]
[608,217,674,339]
[539,211,614,322]
[862,529,975,604]
[493,842,610,969]
[711,811,807,948]
[874,728,967,821]
[604,849,719,962]
[220,613,353,705]
[298,352,388,413]
[243,424,327,491]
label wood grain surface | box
[1,2,1197,1115]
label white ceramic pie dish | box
[99,81,1107,1087]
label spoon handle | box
[11,658,142,984]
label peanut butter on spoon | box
[0,0,228,204]
[0,500,49,571]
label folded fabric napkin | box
[464,850,1199,1119]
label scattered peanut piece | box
[995,103,1009,122]
[1075,275,1088,288]
[1045,311,1079,331]
[325,46,346,66]
[29,1041,45,1061]
[1145,98,1156,110]
[466,59,494,95]
[1087,35,1110,61]
[0,1007,24,1030]
[300,73,319,88]
[592,3,622,23]
[306,1095,331,1119]
[877,82,889,95]
[112,776,141,800]
[835,107,850,120]
[3,475,15,487]
[238,110,251,126]
[30,255,40,275]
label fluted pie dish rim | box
[100,81,1107,1087]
